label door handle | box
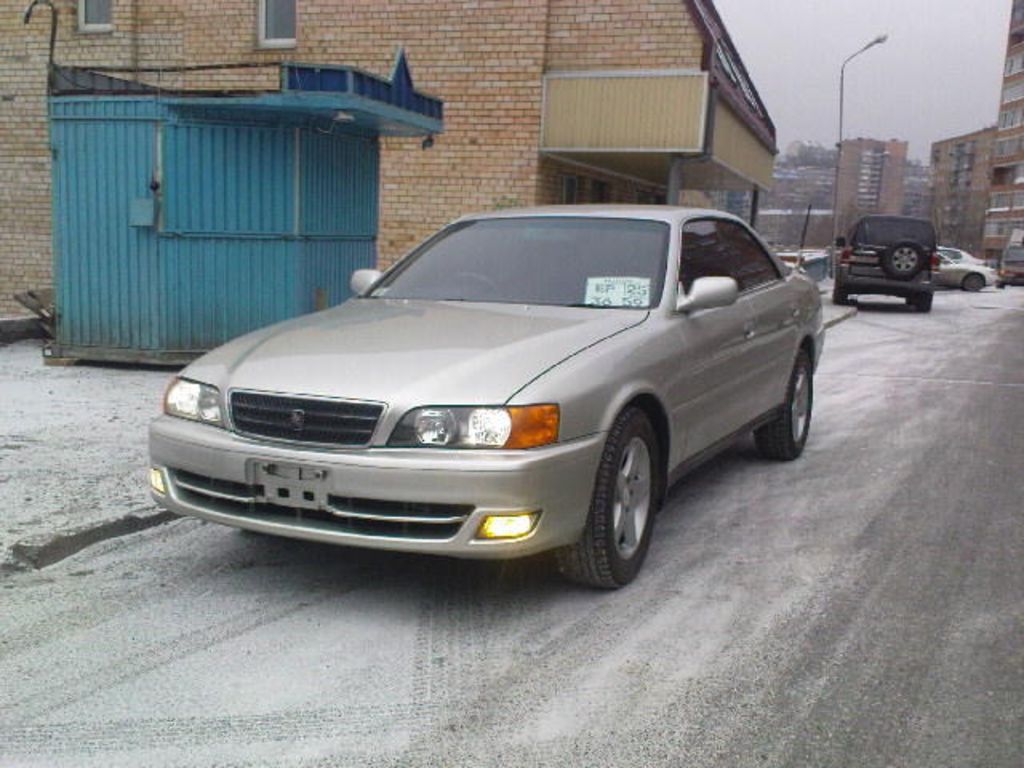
[743,322,755,339]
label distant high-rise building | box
[902,159,933,221]
[983,0,1024,259]
[758,142,837,248]
[931,127,995,256]
[835,138,908,234]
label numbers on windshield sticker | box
[584,277,651,308]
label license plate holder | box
[253,462,329,510]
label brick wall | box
[545,0,703,71]
[1,0,706,315]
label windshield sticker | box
[584,277,651,308]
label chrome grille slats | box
[230,391,383,446]
[167,469,470,541]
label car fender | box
[507,321,678,459]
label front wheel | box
[755,350,813,461]
[556,408,661,589]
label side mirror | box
[675,276,739,313]
[350,269,382,296]
[835,236,847,248]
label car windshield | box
[371,217,670,309]
[1003,246,1024,264]
[853,218,936,248]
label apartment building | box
[930,127,995,257]
[983,0,1024,259]
[1,0,776,340]
[834,137,908,236]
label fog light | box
[478,513,538,540]
[150,467,167,495]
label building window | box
[561,175,580,204]
[78,0,112,32]
[259,0,296,48]
[591,180,610,203]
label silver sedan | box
[934,247,997,291]
[149,206,824,588]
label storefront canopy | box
[51,51,443,137]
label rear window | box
[1004,247,1024,264]
[852,218,936,248]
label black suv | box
[833,215,937,312]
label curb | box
[824,306,857,329]
[4,509,179,573]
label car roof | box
[452,205,750,227]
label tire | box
[961,273,985,292]
[754,349,813,461]
[832,284,852,306]
[880,241,926,281]
[912,292,933,312]
[556,408,661,589]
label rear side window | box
[1004,247,1024,263]
[680,218,780,293]
[853,218,936,248]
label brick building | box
[834,137,908,236]
[1,0,776,320]
[930,127,995,257]
[983,0,1024,260]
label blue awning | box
[168,53,442,136]
[52,50,444,138]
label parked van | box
[996,234,1024,288]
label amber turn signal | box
[505,404,559,449]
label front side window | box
[260,0,296,47]
[372,217,670,309]
[79,0,112,31]
[679,218,780,293]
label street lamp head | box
[873,33,889,46]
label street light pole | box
[831,34,889,255]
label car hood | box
[185,299,648,405]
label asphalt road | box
[1,289,1022,767]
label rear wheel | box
[961,273,985,292]
[556,408,661,589]
[832,285,852,306]
[909,292,933,312]
[755,349,813,461]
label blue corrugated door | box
[51,105,162,351]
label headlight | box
[164,377,223,425]
[389,405,558,449]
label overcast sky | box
[713,0,1011,161]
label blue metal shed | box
[47,54,442,363]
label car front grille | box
[230,391,384,446]
[169,469,471,541]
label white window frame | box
[78,0,113,33]
[258,0,296,49]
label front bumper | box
[149,416,605,559]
